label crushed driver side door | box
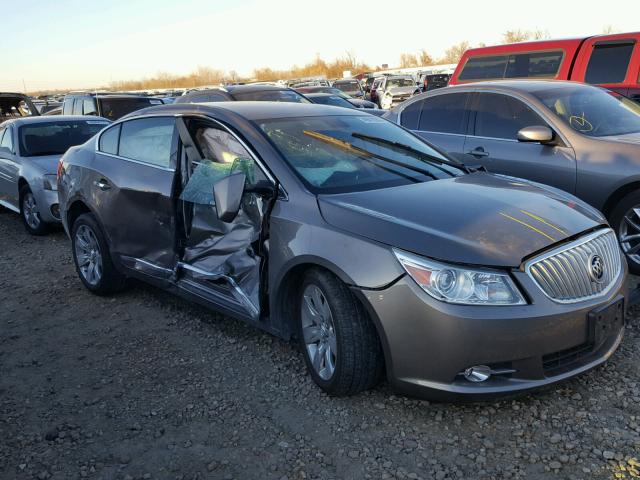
[174,116,275,322]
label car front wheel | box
[298,268,383,396]
[71,213,126,295]
[20,185,48,235]
[610,191,640,275]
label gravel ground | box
[1,208,640,480]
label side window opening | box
[98,124,121,155]
[118,117,176,168]
[585,41,635,84]
[83,99,97,116]
[180,123,267,206]
[0,127,13,152]
[473,93,545,140]
[178,119,272,319]
[418,93,470,134]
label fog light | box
[463,365,492,383]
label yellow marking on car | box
[499,213,556,242]
[520,210,566,236]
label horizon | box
[3,0,639,92]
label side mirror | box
[213,172,246,223]
[355,91,364,98]
[517,125,554,144]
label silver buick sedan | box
[0,116,109,234]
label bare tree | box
[602,25,620,34]
[502,29,531,44]
[418,49,433,66]
[441,41,470,64]
[399,53,419,68]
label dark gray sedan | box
[385,80,640,273]
[58,102,626,400]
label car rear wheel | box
[19,185,48,235]
[610,191,640,274]
[298,268,383,396]
[71,213,126,295]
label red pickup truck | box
[449,32,640,101]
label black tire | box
[298,268,383,396]
[70,213,126,295]
[19,185,49,235]
[609,190,640,275]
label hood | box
[318,173,605,267]
[600,131,640,145]
[28,154,63,174]
[386,86,416,96]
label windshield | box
[386,78,414,89]
[334,82,361,94]
[532,86,640,137]
[233,90,311,103]
[259,115,463,194]
[19,120,109,157]
[98,97,161,121]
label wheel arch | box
[603,181,640,219]
[270,258,390,376]
[66,199,93,231]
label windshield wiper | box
[303,130,438,181]
[351,132,470,173]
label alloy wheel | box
[301,284,337,381]
[22,192,41,230]
[619,206,640,267]
[74,225,103,286]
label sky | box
[1,0,639,91]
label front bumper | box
[355,265,627,401]
[33,187,61,224]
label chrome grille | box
[525,229,622,303]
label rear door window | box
[118,117,176,168]
[0,126,13,152]
[83,99,97,116]
[585,41,635,84]
[98,124,121,155]
[399,100,422,130]
[473,93,545,140]
[417,93,471,134]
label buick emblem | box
[588,254,605,283]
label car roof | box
[127,101,366,121]
[443,79,600,93]
[1,115,110,127]
[225,84,293,93]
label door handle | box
[94,179,111,190]
[467,147,490,158]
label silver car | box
[385,80,640,273]
[0,116,109,234]
[58,102,627,400]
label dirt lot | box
[1,209,640,480]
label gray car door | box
[464,92,577,193]
[91,117,179,277]
[400,92,472,161]
[0,125,19,209]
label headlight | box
[43,174,58,191]
[393,249,526,306]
